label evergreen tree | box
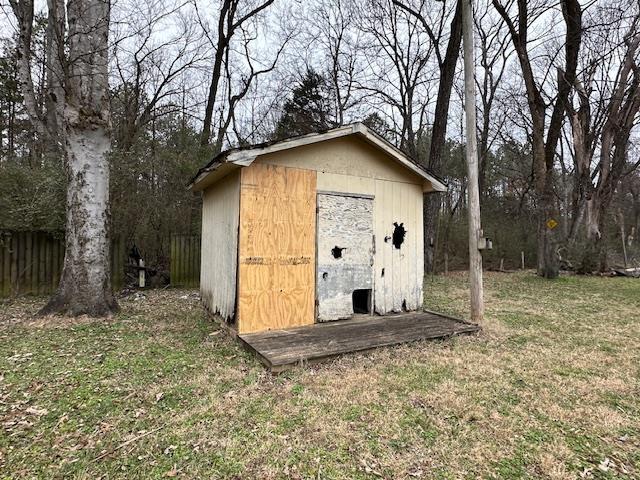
[362,112,394,143]
[273,69,334,139]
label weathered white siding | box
[257,136,425,315]
[316,194,374,320]
[200,170,240,320]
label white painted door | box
[316,193,374,321]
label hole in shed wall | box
[402,299,408,311]
[331,246,346,259]
[322,272,328,280]
[352,289,372,314]
[381,268,385,277]
[392,222,406,249]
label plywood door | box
[316,193,374,321]
[237,163,317,334]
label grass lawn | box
[1,272,639,479]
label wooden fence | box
[0,231,125,297]
[0,231,201,297]
[170,234,201,288]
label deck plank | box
[239,311,480,371]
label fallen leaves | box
[25,406,48,416]
[163,444,177,455]
[7,352,33,363]
[1,280,639,479]
[164,465,179,477]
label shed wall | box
[200,170,240,319]
[257,136,424,314]
[259,136,423,185]
[237,163,316,334]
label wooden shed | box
[189,123,448,337]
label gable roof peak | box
[189,122,447,192]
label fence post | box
[170,235,176,286]
[25,232,33,294]
[10,234,18,295]
[190,236,196,287]
[38,233,46,295]
[1,235,9,297]
[195,235,201,287]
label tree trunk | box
[428,0,462,173]
[423,193,440,273]
[494,0,581,279]
[40,0,117,316]
[531,118,556,278]
[200,46,225,147]
[44,0,65,158]
[581,189,618,273]
[478,115,490,199]
[41,126,118,316]
[423,0,462,274]
[537,181,560,278]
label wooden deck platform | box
[238,310,480,372]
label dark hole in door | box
[392,222,406,249]
[331,246,346,258]
[352,289,371,314]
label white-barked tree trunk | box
[10,0,118,316]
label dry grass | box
[1,272,639,479]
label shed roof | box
[189,123,447,192]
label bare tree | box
[8,0,118,315]
[305,0,361,126]
[493,0,582,278]
[392,0,462,273]
[356,0,440,160]
[112,0,208,151]
[44,0,65,156]
[393,0,462,167]
[474,0,511,197]
[621,168,640,250]
[567,4,640,271]
[9,0,53,148]
[565,60,599,244]
[212,23,290,148]
[197,0,275,148]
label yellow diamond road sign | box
[546,219,558,230]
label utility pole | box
[461,0,484,322]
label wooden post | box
[10,234,18,295]
[444,251,449,275]
[139,259,145,288]
[500,258,504,272]
[621,231,628,269]
[462,0,484,322]
[25,232,33,294]
[521,251,525,270]
[1,236,8,297]
[619,212,628,269]
[170,235,176,286]
[38,234,46,295]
